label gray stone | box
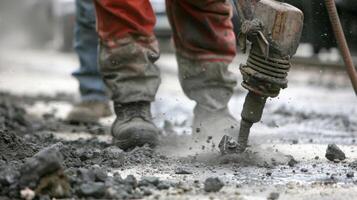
[325,144,346,161]
[287,156,298,167]
[77,168,96,182]
[218,135,240,155]
[204,177,224,192]
[349,160,357,169]
[175,167,193,175]
[0,167,19,186]
[139,176,160,187]
[347,171,354,178]
[103,146,125,160]
[106,186,130,199]
[268,192,280,200]
[157,181,171,190]
[77,182,106,198]
[124,175,138,188]
[93,167,107,182]
[19,143,64,188]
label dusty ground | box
[0,47,357,200]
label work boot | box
[192,104,239,144]
[66,101,112,123]
[112,101,159,150]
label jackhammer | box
[219,0,304,154]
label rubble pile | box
[0,141,176,200]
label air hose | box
[325,0,357,95]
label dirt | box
[0,130,35,162]
[0,93,32,135]
[0,91,295,199]
[0,92,188,199]
[0,78,357,200]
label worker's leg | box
[94,0,160,103]
[166,0,239,143]
[67,0,111,123]
[94,0,160,150]
[73,0,107,102]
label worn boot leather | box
[112,101,159,150]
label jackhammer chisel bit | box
[219,0,304,155]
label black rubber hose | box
[325,0,357,95]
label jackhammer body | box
[220,0,303,154]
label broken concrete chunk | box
[19,143,64,189]
[300,168,308,173]
[268,192,280,200]
[175,167,193,175]
[176,181,192,192]
[204,177,224,192]
[103,146,125,160]
[124,175,138,189]
[139,176,160,187]
[76,148,101,161]
[106,186,130,199]
[0,167,19,186]
[287,156,298,167]
[77,168,96,183]
[325,144,346,161]
[92,167,107,182]
[77,182,106,198]
[346,171,354,178]
[349,160,357,169]
[141,186,153,196]
[218,135,239,155]
[157,181,171,190]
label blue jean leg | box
[73,0,108,102]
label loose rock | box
[103,146,125,161]
[346,171,354,178]
[139,176,160,187]
[287,156,298,167]
[268,192,280,200]
[77,182,106,198]
[19,143,64,189]
[204,177,224,192]
[325,144,346,161]
[349,160,357,169]
[218,135,240,155]
[175,167,193,175]
[157,181,171,190]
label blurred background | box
[0,0,171,52]
[1,0,357,57]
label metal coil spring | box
[240,52,291,97]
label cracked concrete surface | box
[1,47,357,199]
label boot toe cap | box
[112,118,159,150]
